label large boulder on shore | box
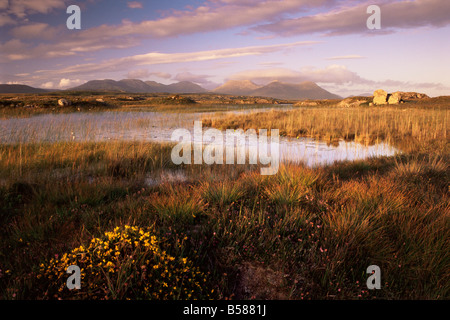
[396,92,429,100]
[58,98,71,107]
[373,89,388,105]
[373,90,430,105]
[388,92,402,104]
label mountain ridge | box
[0,79,342,100]
[214,80,341,100]
[0,84,50,94]
[70,79,207,94]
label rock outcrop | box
[338,98,368,108]
[373,90,429,105]
[387,92,402,104]
[373,89,388,105]
[58,98,71,107]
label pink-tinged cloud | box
[10,23,60,40]
[0,13,16,27]
[228,65,449,94]
[127,2,143,9]
[229,65,371,85]
[173,72,219,88]
[253,0,450,36]
[0,0,334,61]
[35,41,319,76]
[326,55,365,60]
[5,0,66,18]
[64,0,335,40]
[126,69,171,79]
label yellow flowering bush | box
[37,225,210,299]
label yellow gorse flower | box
[37,225,209,300]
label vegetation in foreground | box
[0,98,448,300]
[0,139,448,300]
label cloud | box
[0,0,332,61]
[253,0,450,37]
[40,79,84,89]
[258,61,284,66]
[126,69,171,79]
[326,55,365,60]
[58,78,83,88]
[173,71,216,85]
[35,41,319,76]
[127,2,143,9]
[0,39,32,61]
[10,23,60,40]
[228,65,449,96]
[229,65,370,85]
[41,81,55,89]
[5,0,66,19]
[0,13,16,27]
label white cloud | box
[41,81,55,89]
[58,78,83,88]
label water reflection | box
[0,110,399,167]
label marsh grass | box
[206,100,449,155]
[0,99,449,300]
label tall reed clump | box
[207,104,449,154]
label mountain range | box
[0,79,342,100]
[214,80,341,100]
[70,79,207,94]
[0,84,50,94]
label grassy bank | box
[0,92,290,118]
[0,137,448,299]
[205,99,449,155]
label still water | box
[0,110,399,167]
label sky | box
[0,0,449,97]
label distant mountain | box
[213,80,341,100]
[0,84,49,94]
[213,80,261,95]
[118,79,156,93]
[144,81,168,92]
[165,81,207,94]
[70,79,207,93]
[70,79,128,92]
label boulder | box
[58,98,71,107]
[388,92,402,104]
[373,89,388,105]
[397,92,429,100]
